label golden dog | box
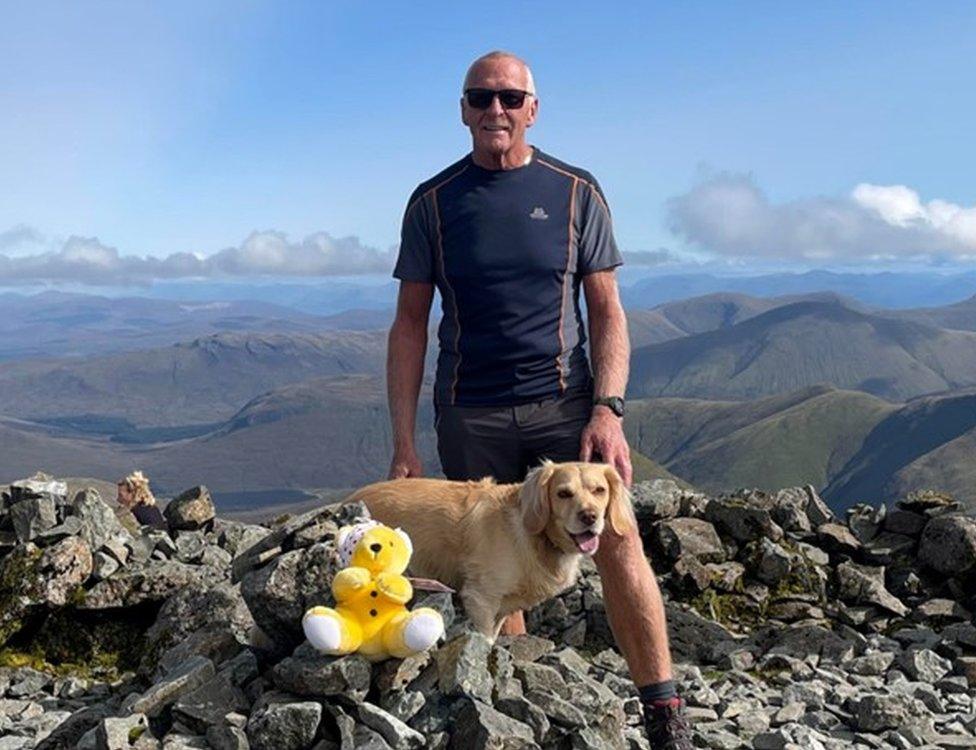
[348,460,636,640]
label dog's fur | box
[349,460,636,639]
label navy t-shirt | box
[393,147,623,407]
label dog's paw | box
[302,607,343,653]
[402,607,444,652]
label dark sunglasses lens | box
[466,90,494,109]
[498,90,527,109]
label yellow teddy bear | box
[302,520,444,662]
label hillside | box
[629,299,976,402]
[824,388,976,512]
[0,330,390,427]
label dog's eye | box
[556,489,574,499]
[593,486,607,494]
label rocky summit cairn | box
[0,472,974,749]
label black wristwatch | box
[593,395,625,417]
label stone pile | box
[0,472,974,749]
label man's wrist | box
[592,404,623,420]
[593,395,625,418]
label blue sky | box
[2,1,976,284]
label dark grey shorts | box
[434,389,594,483]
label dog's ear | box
[604,465,637,536]
[520,461,556,535]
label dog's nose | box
[578,509,598,527]
[370,543,382,553]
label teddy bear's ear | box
[395,527,413,556]
[336,526,354,548]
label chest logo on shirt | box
[529,206,549,220]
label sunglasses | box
[464,88,534,110]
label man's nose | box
[578,509,597,527]
[486,94,505,116]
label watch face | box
[610,397,625,417]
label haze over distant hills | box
[3,277,976,515]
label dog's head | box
[519,460,636,555]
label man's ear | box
[604,465,637,536]
[526,96,539,128]
[520,460,556,535]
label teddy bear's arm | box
[332,566,371,602]
[375,572,413,604]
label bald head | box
[463,51,536,95]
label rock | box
[81,559,222,609]
[835,561,909,617]
[847,503,885,544]
[128,656,216,718]
[145,581,254,666]
[436,633,494,703]
[630,480,684,524]
[917,515,976,576]
[240,544,340,649]
[72,489,127,552]
[769,488,814,534]
[897,649,953,682]
[10,496,57,543]
[655,518,725,563]
[246,700,321,750]
[816,523,861,556]
[852,693,931,732]
[96,713,150,750]
[884,509,928,538]
[449,698,539,749]
[861,531,916,565]
[751,538,793,586]
[36,535,92,605]
[671,555,713,593]
[898,490,957,513]
[272,645,371,699]
[164,487,215,531]
[705,496,784,543]
[354,702,425,749]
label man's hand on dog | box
[388,448,423,479]
[580,408,633,487]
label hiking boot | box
[643,696,693,750]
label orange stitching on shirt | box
[404,164,470,218]
[431,186,463,405]
[556,177,578,393]
[537,158,612,219]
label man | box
[386,51,692,749]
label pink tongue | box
[575,533,600,555]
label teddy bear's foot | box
[404,608,444,651]
[303,606,361,655]
[383,607,444,658]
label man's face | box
[461,57,538,157]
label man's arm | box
[581,269,632,486]
[387,280,434,479]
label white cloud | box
[0,230,397,286]
[668,173,976,262]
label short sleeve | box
[577,179,623,275]
[393,191,435,283]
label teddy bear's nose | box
[370,543,382,554]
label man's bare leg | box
[593,527,672,685]
[499,610,526,636]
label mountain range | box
[3,284,976,514]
